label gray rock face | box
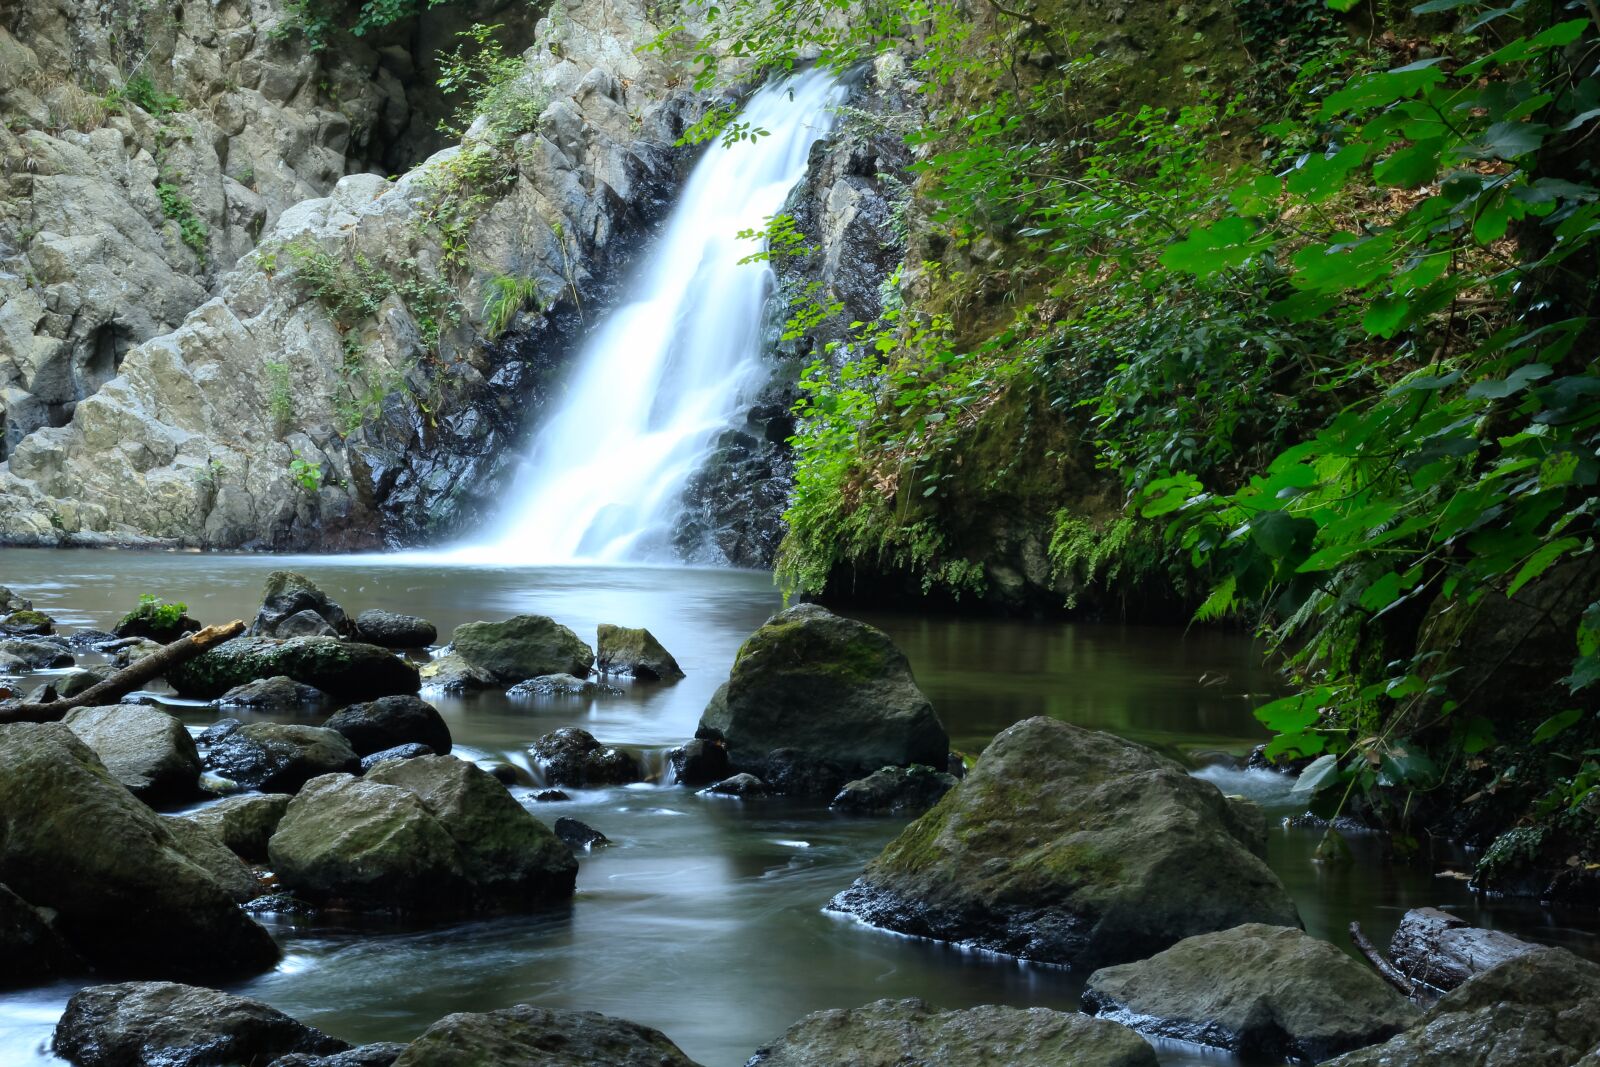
[168,636,420,701]
[747,998,1158,1067]
[596,623,684,679]
[831,765,958,816]
[203,723,360,793]
[215,675,333,712]
[251,571,351,638]
[52,982,347,1067]
[0,637,73,669]
[64,704,200,802]
[0,723,279,978]
[0,881,77,989]
[185,793,293,862]
[324,695,452,757]
[452,616,595,684]
[699,604,947,782]
[828,716,1301,968]
[1082,924,1419,1061]
[1326,946,1600,1067]
[355,610,438,649]
[530,727,643,788]
[390,1004,700,1067]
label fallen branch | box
[1350,920,1419,1000]
[0,620,245,724]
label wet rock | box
[1326,946,1600,1067]
[530,728,643,788]
[0,723,279,978]
[251,571,351,639]
[828,717,1301,968]
[705,773,768,798]
[161,818,265,904]
[324,695,452,757]
[1388,907,1539,995]
[596,624,684,680]
[390,1004,699,1067]
[361,743,436,772]
[699,605,947,782]
[419,653,496,693]
[215,675,334,712]
[66,629,118,650]
[3,609,56,636]
[48,667,115,700]
[554,817,610,849]
[52,982,347,1067]
[199,718,243,745]
[0,637,74,669]
[451,615,595,684]
[760,748,849,799]
[168,636,420,701]
[112,600,201,643]
[507,673,621,697]
[0,586,33,613]
[112,638,163,668]
[484,761,532,787]
[204,723,360,793]
[0,882,78,989]
[533,789,571,803]
[63,704,201,803]
[668,733,731,787]
[831,765,957,816]
[746,998,1159,1066]
[185,793,292,862]
[268,1045,410,1067]
[354,610,438,649]
[1082,924,1418,1061]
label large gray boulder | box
[1325,946,1600,1067]
[1082,924,1418,1061]
[699,605,947,784]
[0,723,280,978]
[390,1005,700,1067]
[355,610,438,649]
[64,704,201,802]
[451,615,595,684]
[829,716,1300,968]
[251,571,351,638]
[168,636,420,701]
[184,793,293,862]
[747,998,1157,1066]
[324,695,451,757]
[596,623,684,680]
[0,881,77,989]
[203,723,360,793]
[52,982,347,1067]
[0,637,73,669]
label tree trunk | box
[1388,907,1538,994]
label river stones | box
[451,615,595,684]
[204,723,360,793]
[215,675,333,712]
[0,881,77,989]
[0,723,280,979]
[554,817,610,849]
[1082,924,1419,1061]
[64,704,201,802]
[705,772,768,798]
[1388,906,1540,994]
[831,765,957,816]
[267,1044,411,1067]
[161,817,265,904]
[168,635,421,700]
[698,604,947,788]
[0,636,73,669]
[828,716,1300,969]
[324,695,452,757]
[3,608,56,636]
[251,570,351,639]
[746,998,1158,1066]
[668,732,731,787]
[507,673,621,697]
[185,793,292,862]
[355,610,438,649]
[0,585,32,612]
[418,653,496,693]
[596,623,684,680]
[1325,946,1600,1067]
[390,1005,700,1067]
[52,982,348,1067]
[530,727,643,787]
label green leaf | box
[1460,716,1497,755]
[1161,216,1263,277]
[1255,690,1328,734]
[1194,575,1238,623]
[1362,296,1411,337]
[1531,708,1584,744]
[1374,139,1445,188]
[1466,362,1551,399]
[1293,753,1341,795]
[1506,537,1580,598]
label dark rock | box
[186,793,292,862]
[52,982,347,1067]
[418,653,496,693]
[169,636,420,701]
[506,673,621,697]
[533,789,571,803]
[360,743,435,772]
[705,773,767,798]
[828,717,1301,969]
[112,603,201,644]
[0,881,78,989]
[354,610,437,649]
[198,718,242,745]
[274,609,340,638]
[668,736,731,787]
[451,615,595,684]
[0,637,74,669]
[530,727,643,788]
[66,629,118,650]
[111,638,163,668]
[64,704,201,802]
[250,571,351,639]
[554,817,609,849]
[3,609,56,635]
[746,998,1158,1067]
[484,761,532,787]
[760,748,849,799]
[389,1004,699,1067]
[0,723,279,979]
[596,624,684,680]
[203,723,360,793]
[0,585,33,612]
[324,695,452,757]
[161,817,265,904]
[215,675,333,712]
[50,667,114,699]
[831,765,957,815]
[267,1044,410,1067]
[1082,924,1419,1061]
[699,604,947,778]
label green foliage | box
[105,73,185,117]
[274,0,460,52]
[264,362,294,434]
[117,594,188,638]
[414,144,515,275]
[436,23,548,139]
[289,451,325,493]
[156,181,208,261]
[737,213,810,265]
[482,274,543,338]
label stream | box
[1,547,1596,1066]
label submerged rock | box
[747,998,1158,1066]
[215,675,333,712]
[169,636,420,701]
[355,610,438,649]
[52,982,347,1067]
[185,793,292,862]
[828,717,1300,968]
[596,624,684,680]
[1082,924,1418,1061]
[390,1004,700,1067]
[507,673,622,697]
[0,882,77,989]
[203,723,360,793]
[451,615,595,684]
[0,723,279,979]
[361,743,436,772]
[64,704,201,803]
[831,765,957,816]
[668,733,731,787]
[554,817,610,850]
[530,728,643,788]
[324,695,452,757]
[705,773,768,798]
[251,571,351,639]
[699,604,946,786]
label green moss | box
[3,610,54,633]
[874,793,958,876]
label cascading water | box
[458,70,848,565]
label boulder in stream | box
[530,727,643,787]
[204,723,360,793]
[64,704,201,803]
[746,998,1159,1066]
[52,981,348,1067]
[324,695,452,757]
[169,636,420,701]
[3,609,56,636]
[451,615,594,684]
[161,817,266,904]
[185,793,292,862]
[0,637,73,669]
[214,675,333,712]
[554,817,610,850]
[831,764,958,816]
[668,733,732,787]
[596,624,684,680]
[250,571,352,639]
[419,653,497,693]
[268,1045,411,1067]
[355,610,438,649]
[828,716,1301,968]
[360,743,435,772]
[705,772,768,798]
[507,673,621,697]
[1081,924,1419,1061]
[390,1004,700,1067]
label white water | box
[453,70,848,565]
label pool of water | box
[1,547,1595,1066]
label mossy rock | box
[2,609,55,636]
[596,624,684,680]
[167,636,420,701]
[450,615,594,685]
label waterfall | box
[460,70,848,565]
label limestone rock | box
[64,704,200,802]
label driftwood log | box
[0,620,245,724]
[1388,906,1538,994]
[1350,921,1418,998]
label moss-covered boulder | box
[0,723,280,979]
[2,608,55,636]
[250,570,351,639]
[391,1005,700,1067]
[829,716,1299,968]
[451,615,594,684]
[698,605,947,783]
[596,623,684,680]
[64,704,201,803]
[168,636,420,701]
[1083,924,1419,1061]
[184,793,292,863]
[202,723,360,793]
